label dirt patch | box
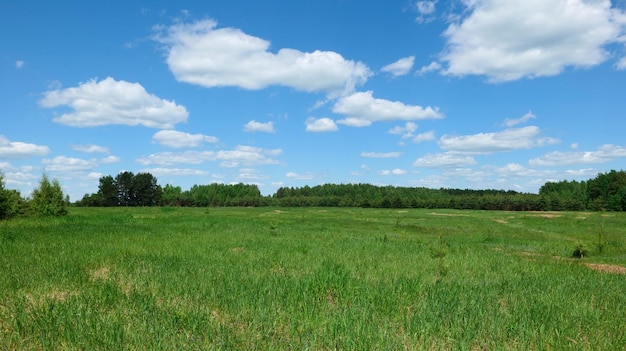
[429,212,468,217]
[493,219,508,224]
[89,266,111,282]
[584,263,626,274]
[538,214,561,218]
[518,251,542,257]
[230,247,246,253]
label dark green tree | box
[98,175,118,206]
[115,171,135,206]
[132,172,162,206]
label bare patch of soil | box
[584,263,626,274]
[493,219,508,224]
[89,266,111,282]
[429,212,469,217]
[538,214,561,218]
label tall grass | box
[1,208,625,349]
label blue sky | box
[1,0,626,201]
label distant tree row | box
[271,183,541,210]
[71,169,626,211]
[0,172,68,220]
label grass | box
[1,207,626,350]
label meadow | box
[1,207,625,350]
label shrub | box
[30,174,68,216]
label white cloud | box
[529,144,626,166]
[503,111,536,127]
[136,146,282,167]
[361,152,402,158]
[140,167,210,177]
[15,60,24,69]
[238,168,269,180]
[389,122,418,139]
[381,56,415,76]
[441,0,623,82]
[413,153,477,168]
[42,156,98,172]
[286,172,315,180]
[413,131,436,143]
[244,120,275,133]
[416,61,442,75]
[152,130,219,148]
[39,77,188,128]
[1,164,39,187]
[379,168,407,176]
[439,126,559,154]
[305,117,338,132]
[0,135,49,159]
[334,91,443,127]
[156,19,371,96]
[100,155,120,164]
[72,144,110,154]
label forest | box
[71,170,626,212]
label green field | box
[1,207,625,350]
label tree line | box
[2,170,625,220]
[72,169,626,212]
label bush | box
[31,174,68,216]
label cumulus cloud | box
[333,91,443,127]
[441,0,624,82]
[439,126,559,154]
[413,153,477,168]
[139,167,210,177]
[379,168,407,176]
[305,117,338,132]
[529,144,626,166]
[152,130,219,148]
[413,131,436,143]
[15,60,24,69]
[136,146,282,167]
[244,120,275,133]
[155,19,371,96]
[381,56,415,76]
[389,122,419,138]
[100,155,120,164]
[39,77,188,128]
[238,168,269,180]
[286,172,315,180]
[0,135,49,159]
[72,144,110,154]
[42,156,98,172]
[361,152,402,158]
